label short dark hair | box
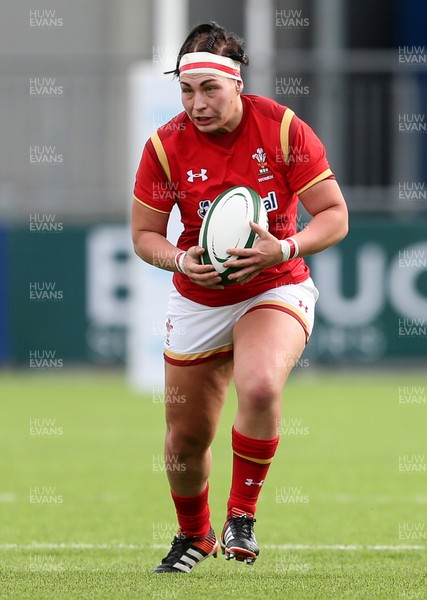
[164,21,249,77]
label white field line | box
[265,544,426,551]
[315,494,427,505]
[0,543,425,551]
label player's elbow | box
[132,230,151,263]
[329,202,349,245]
[133,240,143,260]
[337,205,349,242]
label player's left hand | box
[224,221,283,284]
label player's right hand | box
[184,246,224,289]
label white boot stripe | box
[173,561,191,573]
[187,548,204,561]
[225,530,233,543]
[181,555,197,566]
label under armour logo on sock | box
[245,479,264,487]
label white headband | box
[179,52,242,81]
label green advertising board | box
[9,227,89,366]
[306,217,427,362]
[6,217,427,367]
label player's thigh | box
[165,357,233,443]
[233,308,306,399]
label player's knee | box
[238,375,280,412]
[166,427,210,459]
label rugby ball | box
[199,186,269,285]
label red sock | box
[171,483,211,538]
[227,427,279,517]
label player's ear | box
[236,79,244,94]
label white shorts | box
[163,278,319,366]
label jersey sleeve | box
[133,137,175,214]
[285,113,334,196]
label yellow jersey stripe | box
[133,195,170,214]
[151,132,171,182]
[296,168,333,196]
[280,108,295,166]
[164,344,233,362]
[249,299,310,332]
[234,451,273,465]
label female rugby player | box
[132,21,348,573]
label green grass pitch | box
[0,370,426,599]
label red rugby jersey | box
[134,94,333,306]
